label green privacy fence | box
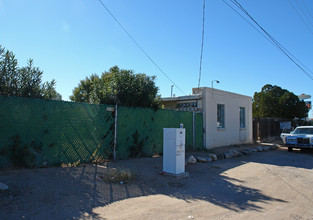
[116,106,203,159]
[0,95,115,168]
[0,95,203,168]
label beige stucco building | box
[161,87,253,149]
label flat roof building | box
[161,87,253,149]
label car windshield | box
[293,128,313,134]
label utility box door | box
[163,128,185,174]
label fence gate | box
[252,118,281,142]
[99,106,116,160]
[116,106,203,159]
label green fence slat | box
[116,106,203,159]
[0,95,203,167]
[0,95,115,168]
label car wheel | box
[288,147,293,152]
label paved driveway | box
[1,147,313,219]
[95,148,313,220]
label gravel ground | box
[1,145,313,220]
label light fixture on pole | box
[171,85,174,97]
[211,80,220,88]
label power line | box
[222,0,282,51]
[226,0,313,80]
[299,0,313,22]
[97,0,186,95]
[198,0,206,89]
[232,0,313,80]
[222,0,313,80]
[231,0,313,78]
[230,0,313,77]
[288,0,313,36]
[294,0,313,29]
[223,0,313,77]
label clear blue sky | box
[0,0,312,117]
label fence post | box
[193,111,196,149]
[113,104,118,160]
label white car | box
[280,126,313,152]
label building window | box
[217,104,225,128]
[240,107,245,128]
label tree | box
[0,45,62,100]
[17,59,43,98]
[41,80,62,100]
[0,46,19,95]
[70,66,161,108]
[253,84,308,119]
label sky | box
[0,0,312,117]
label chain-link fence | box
[0,95,115,168]
[116,106,203,159]
[0,95,203,168]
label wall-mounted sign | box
[106,107,115,112]
[280,121,291,130]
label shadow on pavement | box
[2,147,307,219]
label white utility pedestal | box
[163,128,187,175]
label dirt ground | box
[1,144,313,220]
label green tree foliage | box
[253,84,308,119]
[70,66,160,108]
[41,80,62,100]
[0,45,62,100]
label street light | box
[171,85,174,97]
[211,80,220,88]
